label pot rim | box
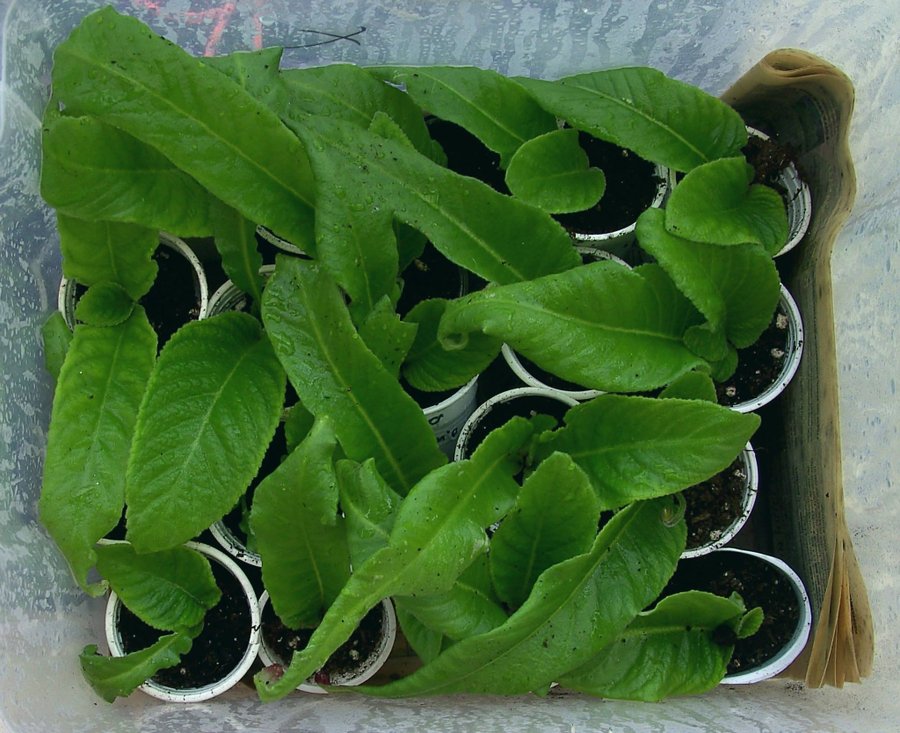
[104,540,261,703]
[730,284,804,413]
[680,442,759,559]
[57,232,209,330]
[256,591,397,694]
[453,386,579,462]
[255,225,307,257]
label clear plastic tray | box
[1,2,897,731]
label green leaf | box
[709,344,739,382]
[658,371,717,402]
[665,157,789,254]
[402,299,501,392]
[41,311,73,382]
[559,591,747,701]
[74,282,134,327]
[254,418,536,700]
[57,215,158,300]
[41,115,215,236]
[210,198,263,306]
[251,420,350,628]
[372,66,557,167]
[518,67,747,172]
[358,299,418,378]
[536,394,760,511]
[203,46,291,115]
[283,63,437,160]
[490,453,601,609]
[261,257,445,495]
[125,312,285,552]
[637,208,781,348]
[505,129,606,214]
[283,402,315,453]
[39,309,156,594]
[395,607,447,664]
[438,261,705,393]
[52,7,316,248]
[80,633,193,703]
[361,496,686,697]
[336,459,402,568]
[94,542,220,631]
[736,605,765,638]
[396,555,508,643]
[284,115,580,286]
[684,322,730,362]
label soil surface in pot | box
[463,393,572,459]
[555,133,662,234]
[426,117,509,194]
[261,601,386,685]
[118,560,251,689]
[716,305,790,407]
[683,455,748,551]
[663,551,801,675]
[742,132,800,200]
[140,244,203,347]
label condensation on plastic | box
[0,1,897,732]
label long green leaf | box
[284,115,580,286]
[262,257,445,495]
[251,420,351,628]
[94,542,220,631]
[254,418,535,700]
[504,129,606,213]
[57,215,158,300]
[636,208,781,348]
[559,591,747,700]
[518,67,747,171]
[210,198,263,305]
[39,308,156,594]
[41,311,72,383]
[41,115,215,236]
[490,453,600,609]
[358,299,418,378]
[336,459,402,568]
[665,157,788,254]
[51,7,315,248]
[125,312,285,552]
[362,496,686,696]
[536,394,760,511]
[80,633,193,703]
[372,65,557,167]
[438,261,705,393]
[394,607,447,664]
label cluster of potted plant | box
[39,7,811,703]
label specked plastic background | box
[1,2,897,731]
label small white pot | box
[206,264,275,316]
[104,541,261,703]
[681,443,759,559]
[729,284,804,413]
[746,127,812,257]
[209,519,261,568]
[257,591,397,694]
[453,386,578,462]
[58,232,209,329]
[422,376,480,458]
[717,548,813,685]
[255,225,308,257]
[571,163,673,258]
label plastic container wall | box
[1,1,897,731]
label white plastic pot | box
[453,386,579,462]
[209,519,261,568]
[730,284,804,413]
[57,232,209,329]
[104,541,261,703]
[717,548,813,685]
[681,443,759,559]
[255,225,308,257]
[421,376,480,457]
[746,127,813,257]
[571,163,673,258]
[256,591,397,694]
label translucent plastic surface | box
[1,2,897,731]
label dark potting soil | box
[663,551,801,675]
[742,133,799,199]
[426,117,510,194]
[396,242,468,317]
[716,305,791,407]
[683,455,748,551]
[140,244,202,347]
[555,133,662,234]
[261,600,386,685]
[117,560,251,689]
[462,393,572,459]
